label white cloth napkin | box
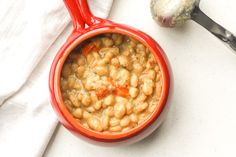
[0,0,113,156]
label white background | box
[44,0,236,156]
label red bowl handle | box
[76,0,104,26]
[64,0,104,31]
[64,0,85,31]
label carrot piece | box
[81,42,99,56]
[107,77,115,86]
[114,86,129,97]
[96,88,109,99]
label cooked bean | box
[120,116,131,127]
[94,66,108,76]
[86,106,95,113]
[101,115,110,130]
[109,126,122,132]
[64,100,73,112]
[136,43,146,52]
[114,103,126,119]
[130,114,138,123]
[133,62,143,74]
[109,66,118,78]
[142,79,154,96]
[103,95,115,107]
[148,104,156,113]
[156,82,162,97]
[71,63,78,72]
[109,118,120,127]
[81,94,91,106]
[126,102,134,115]
[81,120,89,129]
[115,96,128,103]
[154,65,160,72]
[115,68,130,86]
[156,72,161,82]
[129,87,139,98]
[77,66,85,77]
[146,58,156,69]
[83,111,91,119]
[94,100,102,110]
[72,108,83,118]
[68,94,80,107]
[61,79,68,90]
[61,64,71,78]
[90,92,98,103]
[104,106,114,117]
[112,33,123,45]
[118,55,129,68]
[130,74,138,87]
[147,70,156,80]
[135,93,147,102]
[122,126,132,132]
[135,102,149,113]
[86,54,95,65]
[77,57,85,66]
[92,52,101,60]
[111,58,120,67]
[102,37,114,47]
[138,113,148,124]
[87,117,103,131]
[67,76,76,88]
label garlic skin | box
[150,0,199,27]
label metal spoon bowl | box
[151,0,236,52]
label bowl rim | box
[49,24,170,142]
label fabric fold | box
[0,0,113,156]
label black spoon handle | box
[191,6,236,53]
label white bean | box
[86,106,95,113]
[87,117,103,132]
[81,94,91,106]
[104,106,114,117]
[109,118,120,127]
[68,94,80,107]
[83,111,91,119]
[109,126,122,132]
[129,87,139,98]
[102,37,114,47]
[130,74,138,87]
[94,66,108,76]
[130,114,138,123]
[101,115,110,130]
[147,70,156,80]
[120,116,131,127]
[126,102,134,115]
[118,55,129,68]
[135,102,149,113]
[94,100,102,110]
[133,62,143,74]
[103,95,115,107]
[156,82,162,97]
[114,103,126,119]
[72,108,83,118]
[61,64,71,78]
[142,79,154,96]
[111,58,120,67]
[116,68,130,86]
[112,33,123,45]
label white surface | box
[0,0,113,156]
[44,0,236,156]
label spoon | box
[150,0,236,52]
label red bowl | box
[49,0,171,145]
